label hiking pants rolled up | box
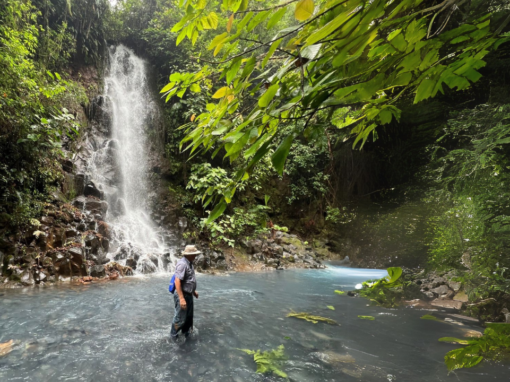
[171,292,194,338]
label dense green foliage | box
[0,0,87,229]
[425,104,510,298]
[164,0,510,220]
[439,323,510,371]
[1,0,510,315]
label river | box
[0,265,507,381]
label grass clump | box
[238,345,287,378]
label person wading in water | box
[171,245,200,341]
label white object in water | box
[355,283,363,290]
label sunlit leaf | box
[295,0,314,22]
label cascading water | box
[87,45,177,273]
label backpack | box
[168,274,176,294]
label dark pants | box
[171,292,194,339]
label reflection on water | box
[0,266,507,381]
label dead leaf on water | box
[0,340,14,357]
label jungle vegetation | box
[1,0,510,316]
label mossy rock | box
[281,237,305,250]
[314,247,330,258]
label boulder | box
[431,277,447,288]
[215,259,228,271]
[85,234,101,254]
[84,198,108,214]
[20,270,35,286]
[431,299,463,310]
[139,258,157,274]
[453,291,469,302]
[97,221,111,239]
[90,265,106,278]
[126,258,137,270]
[194,253,207,270]
[74,173,86,195]
[430,285,451,296]
[101,237,110,252]
[65,228,78,238]
[448,281,462,292]
[423,291,435,300]
[84,181,102,199]
[73,196,87,209]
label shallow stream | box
[0,265,508,381]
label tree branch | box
[235,0,299,14]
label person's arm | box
[175,278,187,309]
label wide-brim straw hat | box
[182,245,201,256]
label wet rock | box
[84,181,102,199]
[90,265,106,278]
[20,270,35,286]
[65,228,78,238]
[423,291,435,300]
[97,221,110,239]
[448,281,462,292]
[84,198,108,214]
[74,173,86,195]
[431,277,447,288]
[215,259,228,271]
[34,270,47,283]
[194,253,207,269]
[73,196,87,209]
[430,284,451,296]
[126,258,137,270]
[76,223,87,232]
[101,237,110,252]
[85,234,101,254]
[139,258,157,274]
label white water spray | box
[88,45,176,272]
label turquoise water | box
[0,265,508,381]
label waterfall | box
[87,45,177,273]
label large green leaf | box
[226,57,242,84]
[267,8,287,29]
[386,267,402,284]
[261,39,282,68]
[258,84,279,107]
[295,0,314,22]
[271,134,293,176]
[206,201,227,223]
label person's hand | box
[180,297,187,310]
[193,291,199,299]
